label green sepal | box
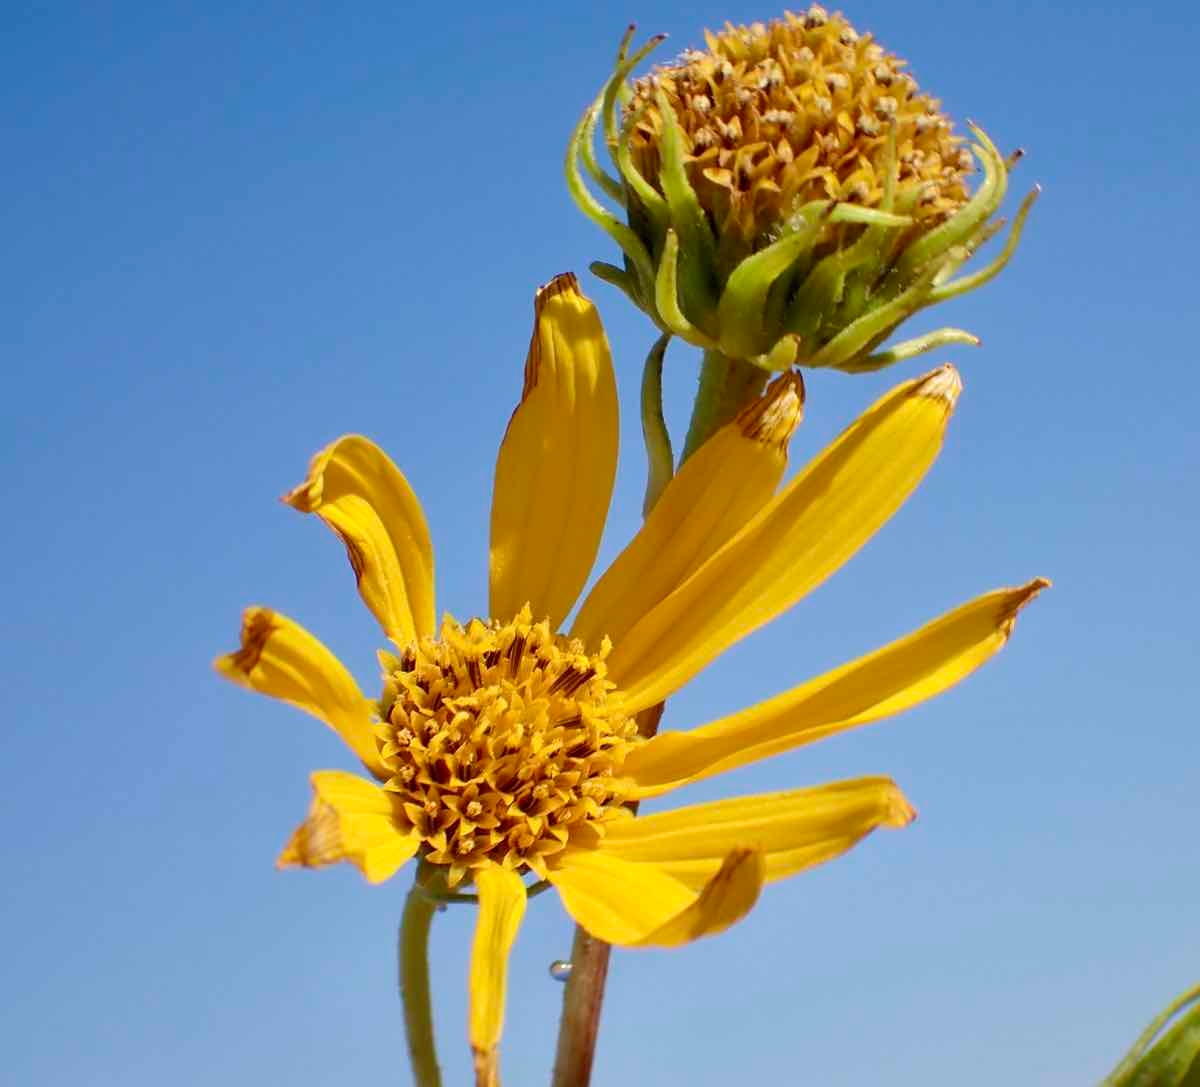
[579,90,624,204]
[841,328,980,373]
[785,206,912,346]
[656,230,718,347]
[716,201,833,359]
[1103,983,1200,1087]
[654,88,720,335]
[930,185,1040,303]
[589,261,642,309]
[565,106,656,299]
[601,31,671,243]
[889,124,1008,286]
[640,334,674,516]
[617,99,670,237]
[750,334,800,372]
[808,248,954,368]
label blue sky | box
[3,2,1196,1084]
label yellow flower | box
[568,8,1037,372]
[216,273,1045,1079]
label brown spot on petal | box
[229,608,276,674]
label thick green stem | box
[550,703,665,1087]
[399,873,443,1087]
[680,349,767,464]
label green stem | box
[399,870,443,1087]
[680,349,767,464]
[550,703,666,1087]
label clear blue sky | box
[3,2,1196,1084]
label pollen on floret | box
[375,606,640,884]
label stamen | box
[506,632,526,671]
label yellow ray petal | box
[571,372,804,650]
[490,273,619,628]
[547,850,694,945]
[277,771,420,883]
[607,366,963,712]
[469,865,527,1087]
[624,579,1048,797]
[284,435,435,644]
[634,847,765,947]
[214,607,387,778]
[548,846,764,947]
[598,777,914,889]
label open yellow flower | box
[216,273,1044,1081]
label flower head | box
[628,7,970,247]
[568,8,1038,372]
[375,608,637,887]
[217,274,1045,1080]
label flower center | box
[628,5,971,248]
[376,606,639,884]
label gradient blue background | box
[4,2,1196,1084]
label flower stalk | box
[550,925,613,1087]
[682,349,769,463]
[400,866,444,1087]
[551,702,666,1087]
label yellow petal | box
[624,579,1048,797]
[571,372,804,650]
[489,274,619,628]
[548,846,764,947]
[598,777,915,888]
[469,865,527,1083]
[547,850,693,945]
[284,435,435,644]
[277,771,420,883]
[634,847,765,947]
[607,366,963,712]
[214,607,387,778]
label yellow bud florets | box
[628,7,970,250]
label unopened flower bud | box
[567,10,1037,375]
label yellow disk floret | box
[376,606,639,886]
[628,5,971,248]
